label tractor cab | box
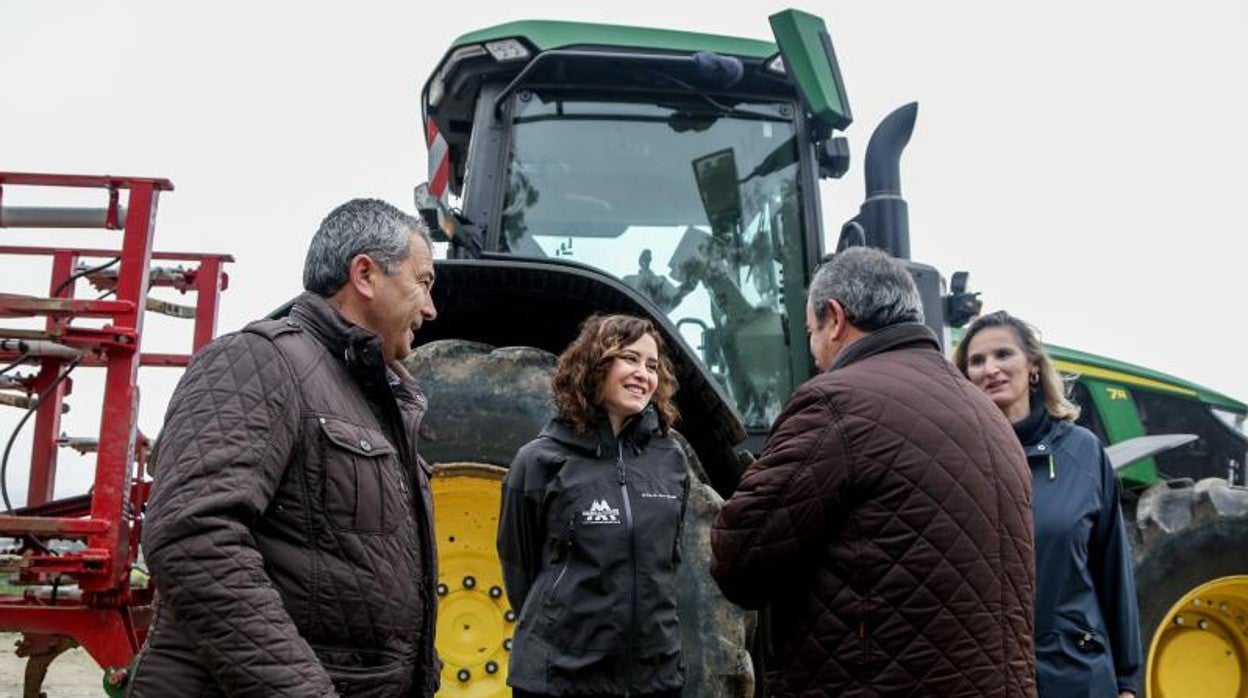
[419,11,854,432]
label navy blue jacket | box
[1023,414,1143,696]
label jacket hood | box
[540,406,662,457]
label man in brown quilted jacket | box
[128,199,441,697]
[710,247,1037,696]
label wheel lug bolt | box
[504,638,513,651]
[504,610,517,622]
[1198,620,1209,630]
[457,669,471,682]
[489,585,503,598]
[463,576,476,589]
[1175,615,1185,625]
[436,583,448,596]
[485,661,499,674]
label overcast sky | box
[2,2,1246,502]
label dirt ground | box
[0,633,106,697]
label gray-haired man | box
[130,199,441,696]
[711,247,1037,696]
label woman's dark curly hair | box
[552,314,680,434]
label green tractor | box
[406,10,1248,697]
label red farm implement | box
[0,172,232,696]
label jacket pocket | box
[318,417,403,535]
[541,517,577,620]
[1036,625,1116,697]
[1070,628,1106,655]
[312,644,412,697]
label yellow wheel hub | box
[431,463,514,697]
[1148,575,1248,698]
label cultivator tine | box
[15,634,78,698]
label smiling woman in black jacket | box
[956,310,1143,698]
[497,314,690,698]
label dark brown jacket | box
[129,293,439,697]
[710,324,1036,697]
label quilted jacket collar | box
[826,321,939,373]
[289,291,385,367]
[285,292,433,422]
[540,407,660,458]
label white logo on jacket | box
[582,499,621,524]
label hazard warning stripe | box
[426,116,450,202]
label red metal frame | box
[0,172,232,675]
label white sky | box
[2,1,1246,503]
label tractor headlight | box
[484,39,531,62]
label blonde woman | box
[955,310,1142,698]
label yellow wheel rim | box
[431,463,513,697]
[1147,575,1248,698]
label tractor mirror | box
[413,183,484,257]
[413,183,451,243]
[691,148,743,236]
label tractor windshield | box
[501,92,809,429]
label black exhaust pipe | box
[838,102,917,259]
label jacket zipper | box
[128,598,161,684]
[617,439,636,696]
[672,475,690,564]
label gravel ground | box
[0,633,107,697]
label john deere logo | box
[582,499,621,525]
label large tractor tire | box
[1134,477,1248,698]
[404,340,753,697]
[670,435,754,698]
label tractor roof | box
[448,19,777,60]
[422,19,793,197]
[1045,342,1247,413]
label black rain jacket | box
[1021,411,1143,696]
[497,408,690,695]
